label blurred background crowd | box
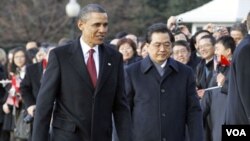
[0,0,249,141]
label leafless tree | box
[0,0,71,48]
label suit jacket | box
[125,56,204,141]
[32,38,131,141]
[20,62,43,108]
[201,65,230,141]
[196,59,215,89]
[188,51,201,73]
[226,34,250,124]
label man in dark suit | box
[125,23,203,141]
[20,57,47,141]
[20,61,44,116]
[225,12,250,124]
[195,35,216,99]
[32,4,131,141]
[21,46,54,120]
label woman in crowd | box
[117,38,141,67]
[2,47,30,141]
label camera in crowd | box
[23,110,35,123]
[212,26,223,33]
[23,114,33,123]
[172,18,183,34]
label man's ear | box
[77,20,85,31]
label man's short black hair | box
[145,23,174,43]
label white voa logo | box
[226,129,246,136]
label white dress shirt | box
[80,37,100,78]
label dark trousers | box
[0,123,10,141]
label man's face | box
[198,38,214,60]
[195,32,210,50]
[230,30,244,45]
[78,12,108,47]
[214,43,231,62]
[147,32,172,64]
[172,45,190,64]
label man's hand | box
[167,16,177,31]
[3,103,10,114]
[203,23,215,33]
[197,89,205,99]
[216,73,226,86]
[27,105,36,117]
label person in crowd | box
[32,4,131,141]
[136,37,145,57]
[6,49,15,78]
[140,41,148,59]
[230,22,248,46]
[172,40,191,64]
[0,53,9,141]
[57,37,71,46]
[125,23,203,141]
[202,23,214,33]
[173,31,189,42]
[195,35,216,141]
[115,31,128,39]
[117,38,141,67]
[25,41,38,51]
[225,11,250,125]
[0,48,7,67]
[26,48,39,64]
[196,35,216,99]
[167,16,191,39]
[172,40,197,72]
[35,47,47,63]
[189,30,210,74]
[20,46,54,141]
[110,38,120,46]
[2,47,30,141]
[212,26,229,40]
[35,44,56,63]
[201,36,235,141]
[125,34,137,46]
[203,23,229,40]
[7,49,15,65]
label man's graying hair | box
[78,4,106,21]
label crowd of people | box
[0,3,249,141]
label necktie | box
[160,67,165,76]
[87,49,97,87]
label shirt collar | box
[80,36,99,54]
[141,56,179,74]
[161,60,167,68]
[19,66,26,79]
[149,56,168,68]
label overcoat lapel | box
[141,56,161,83]
[94,44,112,95]
[162,58,179,81]
[69,39,93,89]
